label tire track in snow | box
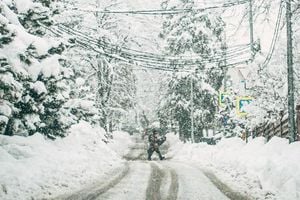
[98,161,151,200]
[57,163,130,200]
[146,162,164,200]
[166,168,179,200]
[123,137,147,161]
[165,161,229,200]
[146,162,179,200]
[123,149,146,161]
[203,170,253,200]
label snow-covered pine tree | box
[0,0,74,138]
[48,0,102,126]
[0,20,21,135]
[158,0,226,141]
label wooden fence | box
[252,105,300,141]
[252,115,289,141]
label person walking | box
[147,130,166,161]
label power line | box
[40,22,252,72]
[69,0,249,15]
[45,22,242,62]
[261,0,284,68]
[57,23,250,61]
[55,24,251,64]
[72,38,193,72]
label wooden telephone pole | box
[249,0,255,59]
[286,0,296,142]
[190,75,195,143]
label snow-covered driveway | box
[56,136,244,200]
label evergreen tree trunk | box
[95,57,113,132]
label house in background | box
[222,66,251,96]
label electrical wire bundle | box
[40,0,257,72]
[41,22,252,72]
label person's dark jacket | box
[148,134,166,149]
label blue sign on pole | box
[236,97,253,116]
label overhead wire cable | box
[40,19,252,72]
[56,24,251,64]
[65,27,252,71]
[44,23,252,70]
[58,23,250,61]
[261,0,284,68]
[69,0,249,15]
[73,37,193,72]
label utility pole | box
[221,30,228,92]
[249,0,254,59]
[286,0,296,142]
[190,75,195,143]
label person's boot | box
[160,156,165,160]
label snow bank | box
[108,131,134,157]
[167,133,300,200]
[0,121,127,200]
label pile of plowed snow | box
[0,121,132,200]
[167,133,300,200]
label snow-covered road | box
[56,136,246,200]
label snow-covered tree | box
[238,0,300,130]
[0,0,74,138]
[108,62,137,132]
[54,0,137,133]
[158,0,226,141]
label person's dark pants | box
[147,146,163,160]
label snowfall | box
[0,123,300,200]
